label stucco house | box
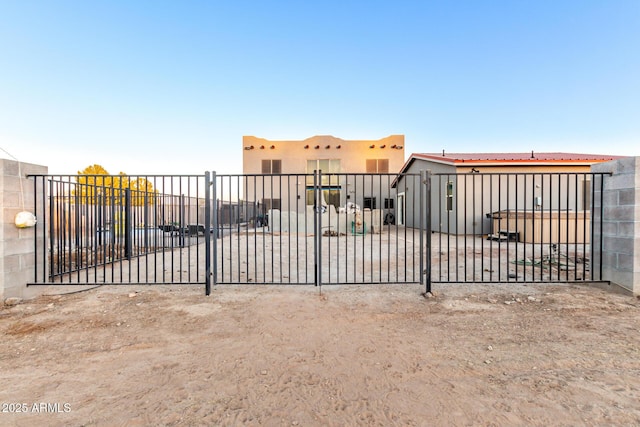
[392,152,625,238]
[238,135,407,234]
[242,135,405,213]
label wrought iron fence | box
[27,171,609,295]
[212,171,425,286]
[29,174,210,287]
[427,172,608,286]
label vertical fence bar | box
[386,174,392,282]
[506,174,511,282]
[480,174,485,281]
[287,175,291,283]
[547,175,552,280]
[463,173,467,281]
[567,174,572,279]
[437,175,442,281]
[48,179,55,281]
[598,172,604,280]
[531,174,536,282]
[556,173,561,281]
[470,173,476,281]
[205,172,212,294]
[522,174,528,281]
[575,173,581,280]
[125,188,132,260]
[237,176,241,282]
[419,170,425,287]
[513,174,518,281]
[371,174,376,282]
[314,170,321,287]
[219,176,225,282]
[582,173,588,280]
[32,176,39,283]
[212,172,218,287]
[425,170,432,293]
[254,175,259,284]
[304,174,309,283]
[261,174,266,282]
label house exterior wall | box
[242,135,405,214]
[397,160,455,230]
[398,161,596,234]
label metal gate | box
[212,172,426,289]
[426,171,609,289]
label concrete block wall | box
[591,157,640,295]
[0,159,47,301]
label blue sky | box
[1,0,638,175]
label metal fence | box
[427,172,608,287]
[212,171,425,286]
[27,171,608,295]
[29,174,211,288]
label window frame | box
[261,159,282,174]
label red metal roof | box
[411,152,625,164]
[390,152,627,187]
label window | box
[305,160,342,208]
[366,159,389,173]
[261,198,281,213]
[306,159,340,185]
[261,159,281,174]
[306,188,341,208]
[364,197,377,210]
[446,181,454,211]
[384,198,394,209]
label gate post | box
[424,170,432,294]
[205,171,212,295]
[314,170,322,287]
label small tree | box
[126,176,158,206]
[74,165,157,205]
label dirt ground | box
[1,282,640,426]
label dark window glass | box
[364,197,376,209]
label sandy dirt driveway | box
[1,282,640,426]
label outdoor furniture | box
[187,224,206,236]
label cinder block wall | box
[592,157,640,295]
[0,159,47,301]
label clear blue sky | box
[1,0,638,175]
